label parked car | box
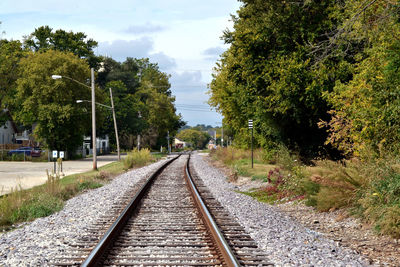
[8,147,32,156]
[7,147,42,157]
[31,147,42,157]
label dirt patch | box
[276,202,400,266]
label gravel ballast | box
[191,152,371,266]
[0,159,169,266]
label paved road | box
[0,154,123,195]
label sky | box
[0,0,241,127]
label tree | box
[209,1,340,157]
[176,129,210,149]
[23,26,99,67]
[320,0,400,157]
[97,57,183,149]
[135,59,184,148]
[0,39,26,126]
[102,80,145,150]
[14,50,102,154]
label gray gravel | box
[0,159,169,267]
[191,152,371,267]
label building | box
[174,138,187,149]
[80,135,110,157]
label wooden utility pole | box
[109,88,120,161]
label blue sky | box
[0,0,241,126]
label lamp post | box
[52,68,97,169]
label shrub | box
[10,193,63,222]
[359,171,400,238]
[77,180,103,191]
[123,148,153,169]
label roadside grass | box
[211,147,400,239]
[0,149,160,231]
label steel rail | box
[184,154,241,267]
[81,155,180,267]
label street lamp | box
[75,87,120,161]
[52,68,97,170]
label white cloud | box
[149,52,177,70]
[124,23,166,34]
[97,38,154,61]
[203,46,225,60]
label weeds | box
[123,149,154,169]
[211,146,400,238]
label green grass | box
[240,190,278,203]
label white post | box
[91,68,97,170]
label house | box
[174,138,187,149]
[0,120,17,146]
[80,135,110,157]
[0,110,35,149]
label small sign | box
[52,150,58,158]
[248,119,253,129]
[59,151,65,159]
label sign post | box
[60,151,65,173]
[248,120,253,168]
[52,150,58,173]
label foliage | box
[176,129,210,149]
[209,0,341,157]
[98,57,183,150]
[0,39,27,126]
[123,148,153,169]
[23,25,99,67]
[13,50,104,153]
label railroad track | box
[55,154,272,266]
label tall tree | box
[14,50,104,153]
[0,39,26,125]
[24,26,99,67]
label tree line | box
[0,25,184,154]
[209,0,400,159]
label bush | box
[11,193,64,222]
[123,148,153,169]
[359,171,400,238]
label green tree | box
[321,0,400,157]
[135,59,184,148]
[14,50,102,154]
[97,57,183,149]
[0,39,26,125]
[24,26,99,67]
[102,80,145,150]
[176,129,210,149]
[209,0,341,156]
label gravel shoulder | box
[192,152,371,266]
[0,159,169,266]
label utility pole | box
[91,68,97,170]
[109,88,120,161]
